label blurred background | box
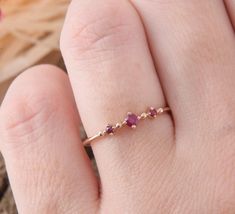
[0,0,72,213]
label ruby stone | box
[106,125,114,134]
[126,113,138,127]
[149,108,157,117]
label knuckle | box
[1,95,55,141]
[61,2,137,59]
[0,77,57,143]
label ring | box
[83,106,171,147]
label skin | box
[0,0,235,213]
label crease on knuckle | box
[1,94,56,142]
[61,5,135,60]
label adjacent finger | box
[132,0,235,135]
[0,65,99,213]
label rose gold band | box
[83,106,170,147]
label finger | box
[61,0,174,196]
[132,0,235,134]
[0,65,99,213]
[225,0,235,30]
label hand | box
[1,0,235,213]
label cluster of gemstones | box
[101,107,166,136]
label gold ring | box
[83,106,170,147]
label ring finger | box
[61,0,174,204]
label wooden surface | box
[0,0,69,101]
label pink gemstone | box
[126,113,138,127]
[149,108,157,117]
[106,125,114,134]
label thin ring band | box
[83,106,170,147]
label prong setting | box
[131,125,137,129]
